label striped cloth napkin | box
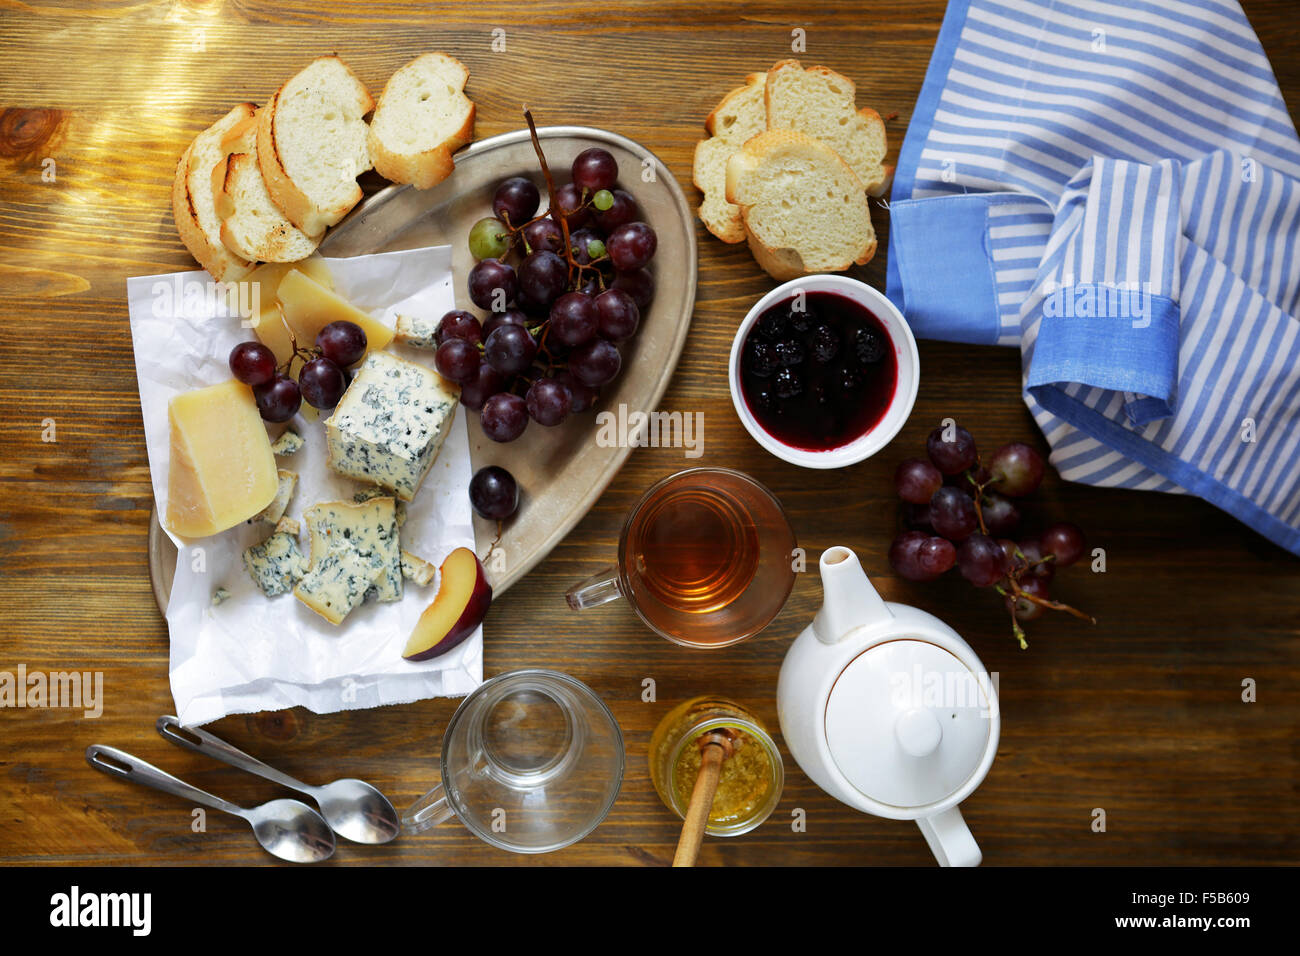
[886,0,1300,555]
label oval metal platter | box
[148,125,698,614]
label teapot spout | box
[812,546,892,645]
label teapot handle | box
[916,806,981,867]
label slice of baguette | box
[764,59,889,195]
[172,103,256,281]
[692,72,768,243]
[725,128,876,281]
[368,53,475,190]
[257,56,375,236]
[216,111,322,263]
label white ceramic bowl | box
[729,275,920,469]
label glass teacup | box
[403,669,625,854]
[566,468,798,647]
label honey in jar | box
[649,696,784,836]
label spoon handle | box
[156,716,312,796]
[85,745,246,819]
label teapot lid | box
[824,638,993,809]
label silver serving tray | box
[149,125,698,612]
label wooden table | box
[1,0,1297,867]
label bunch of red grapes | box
[433,120,657,444]
[229,321,367,422]
[890,423,1094,648]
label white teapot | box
[777,546,1000,866]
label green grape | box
[468,217,510,261]
[592,189,614,211]
[587,238,607,259]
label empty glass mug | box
[566,468,798,647]
[403,669,625,854]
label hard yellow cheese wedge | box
[248,255,334,309]
[276,268,395,360]
[165,380,279,538]
[246,257,336,365]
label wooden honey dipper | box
[672,729,737,867]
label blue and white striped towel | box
[886,0,1300,555]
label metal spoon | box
[156,716,400,845]
[85,745,335,863]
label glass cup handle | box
[402,782,456,836]
[566,564,624,610]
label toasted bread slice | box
[210,114,254,222]
[257,56,375,236]
[216,111,322,263]
[725,128,876,281]
[172,104,256,281]
[764,59,889,194]
[693,72,768,243]
[368,53,475,190]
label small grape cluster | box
[433,111,657,444]
[229,320,367,422]
[889,423,1095,648]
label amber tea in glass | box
[566,468,797,647]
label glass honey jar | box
[649,696,784,837]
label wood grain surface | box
[1,0,1297,867]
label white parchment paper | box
[126,246,482,726]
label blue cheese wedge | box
[294,547,381,625]
[400,549,437,587]
[242,517,307,596]
[303,498,402,603]
[249,469,297,524]
[324,351,458,501]
[394,313,439,350]
[270,429,305,456]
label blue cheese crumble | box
[243,518,308,596]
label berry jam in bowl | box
[729,275,919,469]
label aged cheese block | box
[324,351,459,501]
[275,268,395,362]
[166,380,278,538]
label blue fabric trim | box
[1123,397,1173,427]
[889,193,1004,345]
[1026,291,1181,419]
[887,0,974,319]
[1029,384,1300,556]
